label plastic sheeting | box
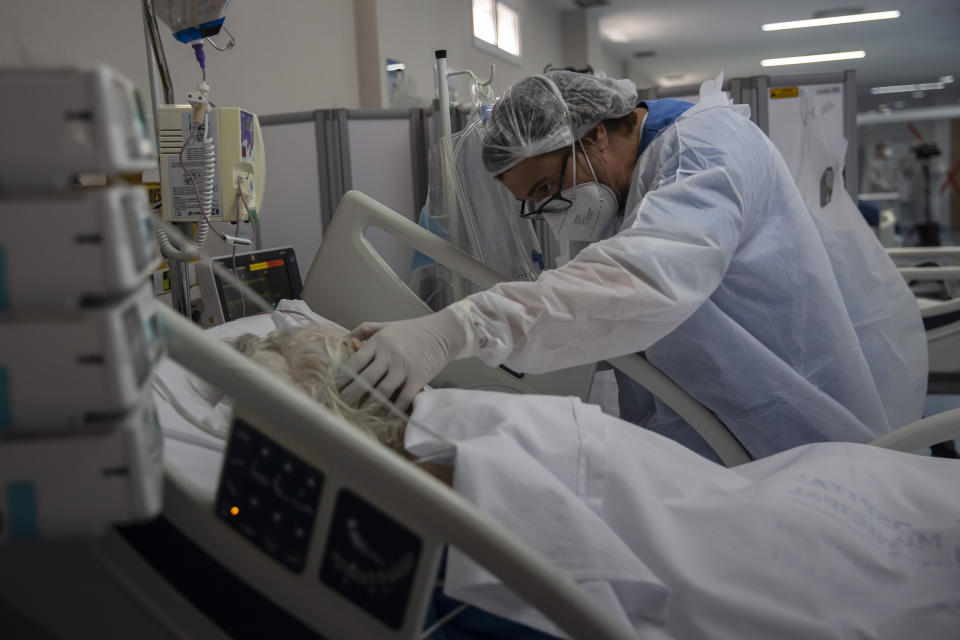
[793,92,927,432]
[409,119,542,311]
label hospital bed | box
[0,305,639,640]
[3,298,954,640]
[888,246,960,375]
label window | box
[473,0,520,59]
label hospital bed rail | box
[870,408,960,453]
[157,305,639,640]
[302,190,752,467]
[898,266,960,281]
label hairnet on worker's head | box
[481,70,638,175]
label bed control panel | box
[215,417,323,573]
[318,488,423,630]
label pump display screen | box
[213,248,303,322]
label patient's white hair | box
[231,326,406,452]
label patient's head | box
[231,325,407,453]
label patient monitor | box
[197,246,304,326]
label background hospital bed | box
[302,191,754,467]
[888,246,960,376]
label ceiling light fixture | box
[602,28,628,43]
[761,51,865,67]
[871,82,946,94]
[762,10,899,31]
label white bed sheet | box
[407,389,960,640]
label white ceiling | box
[552,0,960,110]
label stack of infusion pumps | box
[0,66,165,540]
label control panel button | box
[216,417,324,573]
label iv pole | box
[433,50,495,300]
[141,0,194,317]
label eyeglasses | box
[518,152,573,220]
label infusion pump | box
[158,104,265,222]
[0,66,164,540]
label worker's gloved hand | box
[337,303,474,411]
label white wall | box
[373,0,567,108]
[599,45,627,79]
[583,11,625,78]
[0,0,361,115]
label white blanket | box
[406,389,960,640]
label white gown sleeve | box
[463,164,745,373]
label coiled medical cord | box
[156,45,223,262]
[155,119,225,261]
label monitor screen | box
[213,248,302,322]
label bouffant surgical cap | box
[481,70,638,175]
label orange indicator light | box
[230,506,240,516]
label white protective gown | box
[460,76,926,459]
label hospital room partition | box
[259,103,479,283]
[258,107,430,283]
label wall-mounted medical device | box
[0,66,156,190]
[158,105,265,222]
[196,246,303,326]
[0,284,164,431]
[0,187,159,309]
[0,65,165,538]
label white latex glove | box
[338,302,475,410]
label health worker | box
[340,70,926,461]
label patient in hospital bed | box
[157,306,960,640]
